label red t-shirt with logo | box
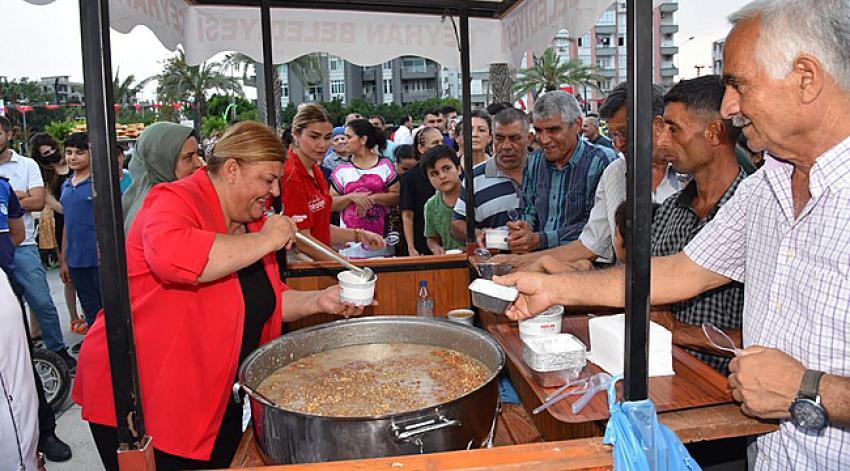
[282,149,332,246]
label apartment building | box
[278,54,441,108]
[712,39,725,76]
[38,75,84,103]
[270,0,679,112]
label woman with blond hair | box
[281,103,384,260]
[73,122,366,471]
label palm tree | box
[152,48,244,132]
[113,69,149,106]
[488,63,514,104]
[223,52,325,126]
[513,47,604,101]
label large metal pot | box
[237,316,505,465]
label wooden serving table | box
[488,316,778,442]
[283,254,473,330]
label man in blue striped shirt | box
[451,108,530,243]
[508,91,613,253]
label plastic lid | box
[419,280,427,287]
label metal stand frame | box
[623,0,653,401]
[78,0,152,468]
[70,0,657,465]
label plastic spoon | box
[702,322,742,356]
[533,375,598,415]
[543,370,591,402]
[570,372,613,415]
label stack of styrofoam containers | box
[587,314,675,377]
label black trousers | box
[88,395,244,471]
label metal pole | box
[623,0,653,401]
[459,7,476,245]
[78,0,152,464]
[260,0,277,129]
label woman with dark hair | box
[29,132,85,334]
[329,119,399,236]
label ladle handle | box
[294,232,366,276]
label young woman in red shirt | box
[73,122,366,471]
[281,104,384,260]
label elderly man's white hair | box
[532,91,582,124]
[729,0,850,90]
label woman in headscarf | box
[121,122,204,231]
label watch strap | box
[799,369,825,400]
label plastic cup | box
[337,270,377,306]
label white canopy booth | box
[24,1,661,469]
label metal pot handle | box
[233,382,277,407]
[392,415,462,442]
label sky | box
[5,0,741,101]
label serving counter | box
[282,254,472,330]
[223,256,777,470]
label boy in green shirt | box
[422,145,465,254]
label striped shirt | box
[453,158,525,229]
[522,141,612,249]
[651,169,747,374]
[685,136,850,470]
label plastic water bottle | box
[416,280,434,318]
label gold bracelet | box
[354,229,362,243]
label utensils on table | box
[533,372,611,415]
[570,372,612,415]
[702,322,741,356]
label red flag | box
[171,102,181,111]
[134,103,142,112]
[560,85,574,94]
[152,103,162,109]
[114,103,122,112]
[45,104,60,110]
[16,105,33,113]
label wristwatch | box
[789,369,828,431]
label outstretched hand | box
[492,271,556,321]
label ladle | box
[265,209,374,280]
[295,232,375,281]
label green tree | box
[113,69,149,106]
[223,52,324,127]
[207,93,257,122]
[0,78,51,104]
[152,48,244,133]
[44,120,77,142]
[202,115,227,138]
[513,47,604,100]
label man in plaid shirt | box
[649,75,746,376]
[496,1,850,468]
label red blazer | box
[72,169,287,460]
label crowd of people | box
[1,0,847,469]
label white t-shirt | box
[0,272,39,471]
[393,125,413,145]
[0,151,44,246]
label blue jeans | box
[68,266,101,326]
[12,245,66,352]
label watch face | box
[792,399,827,430]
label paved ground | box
[41,267,101,470]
